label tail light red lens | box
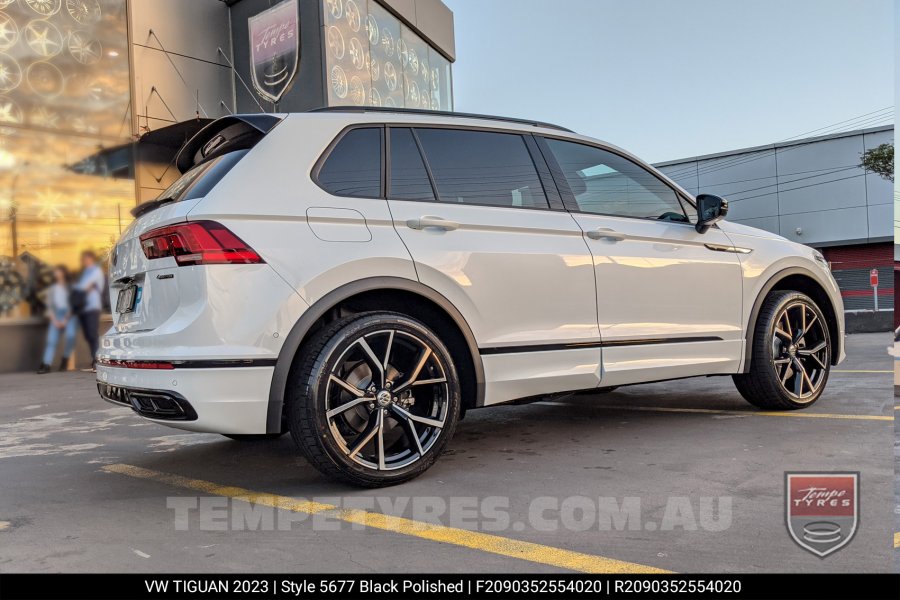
[97,358,174,370]
[139,221,263,266]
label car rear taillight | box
[139,220,263,266]
[97,358,175,370]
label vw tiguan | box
[97,108,844,486]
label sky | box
[443,0,895,164]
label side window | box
[414,128,550,209]
[389,128,435,201]
[544,138,687,222]
[317,127,382,198]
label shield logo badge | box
[248,0,299,103]
[785,472,858,557]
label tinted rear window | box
[157,149,248,204]
[414,128,549,209]
[389,128,435,201]
[318,127,383,198]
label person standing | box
[75,250,105,372]
[36,265,78,374]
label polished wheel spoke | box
[325,396,370,419]
[774,327,793,341]
[793,357,815,395]
[792,362,804,396]
[780,362,793,385]
[393,347,432,393]
[391,404,444,429]
[411,377,447,386]
[348,410,380,457]
[376,409,386,470]
[804,313,818,337]
[329,374,365,398]
[797,341,827,355]
[391,405,425,456]
[356,337,385,387]
[808,353,828,371]
[382,330,394,372]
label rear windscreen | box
[157,149,248,204]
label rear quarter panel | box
[185,114,418,307]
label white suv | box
[97,108,845,486]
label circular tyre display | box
[289,312,460,487]
[733,291,831,410]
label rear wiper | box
[131,196,175,218]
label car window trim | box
[311,124,386,200]
[410,127,442,202]
[384,126,441,202]
[524,134,565,210]
[535,134,696,224]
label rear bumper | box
[96,364,274,434]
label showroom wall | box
[128,0,235,203]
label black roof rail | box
[307,106,573,132]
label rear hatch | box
[110,115,282,333]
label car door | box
[538,136,745,385]
[386,126,601,405]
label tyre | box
[288,312,461,487]
[573,386,618,396]
[733,291,831,410]
[222,433,285,441]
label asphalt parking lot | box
[0,332,894,574]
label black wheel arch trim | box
[266,277,486,434]
[742,266,841,373]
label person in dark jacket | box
[75,250,105,372]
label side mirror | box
[695,194,728,234]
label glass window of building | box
[0,0,132,319]
[323,0,452,110]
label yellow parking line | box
[832,369,892,374]
[102,464,669,574]
[894,533,900,549]
[541,403,892,421]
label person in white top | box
[37,265,77,374]
[75,250,105,372]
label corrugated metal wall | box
[821,243,893,311]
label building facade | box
[655,126,894,324]
[0,0,455,371]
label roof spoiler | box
[174,114,283,174]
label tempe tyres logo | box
[248,0,299,103]
[785,472,858,557]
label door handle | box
[586,227,625,241]
[406,216,460,231]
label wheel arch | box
[266,277,485,433]
[742,267,842,373]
